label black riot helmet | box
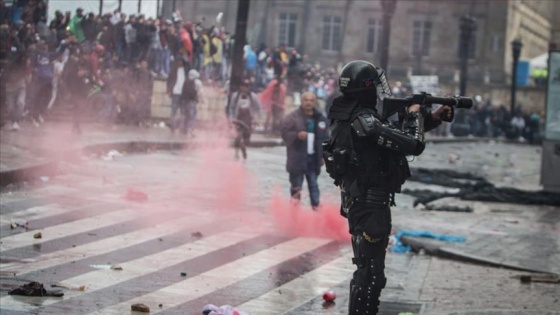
[338,60,392,103]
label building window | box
[278,13,297,47]
[367,18,382,53]
[322,15,342,51]
[411,20,432,56]
[492,34,502,53]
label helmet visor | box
[374,67,392,101]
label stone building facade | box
[163,0,559,108]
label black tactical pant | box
[345,187,392,315]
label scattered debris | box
[111,264,123,270]
[191,231,203,238]
[51,284,86,291]
[322,290,337,302]
[131,303,150,313]
[406,168,560,206]
[40,176,50,182]
[90,264,114,270]
[10,219,28,229]
[391,230,466,253]
[8,282,63,297]
[425,205,473,213]
[448,153,460,164]
[124,188,149,202]
[490,208,522,214]
[202,304,250,315]
[101,150,123,161]
[180,272,187,277]
[33,232,42,239]
[519,274,560,284]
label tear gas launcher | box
[381,92,473,121]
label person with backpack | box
[280,91,328,209]
[323,60,453,315]
[227,79,263,160]
[183,68,204,136]
[166,58,189,133]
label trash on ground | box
[391,230,466,253]
[180,272,187,277]
[191,231,203,238]
[90,264,113,270]
[10,219,28,229]
[322,290,337,302]
[33,232,42,239]
[425,205,473,212]
[124,188,149,201]
[131,303,150,312]
[51,284,86,291]
[8,281,63,297]
[111,264,123,270]
[406,168,560,206]
[518,274,560,284]
[101,150,123,161]
[202,304,250,315]
[40,176,50,182]
[448,153,460,164]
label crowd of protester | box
[0,0,546,144]
[0,0,238,132]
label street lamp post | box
[227,0,251,111]
[452,14,476,137]
[511,38,523,116]
[380,0,397,73]
[459,14,476,96]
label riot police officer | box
[323,60,452,314]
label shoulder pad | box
[351,112,380,137]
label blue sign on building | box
[517,60,530,86]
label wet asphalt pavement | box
[0,123,559,315]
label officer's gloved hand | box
[433,105,454,122]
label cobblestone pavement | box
[1,122,559,314]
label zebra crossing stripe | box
[63,226,266,292]
[0,207,141,251]
[0,204,68,224]
[0,197,217,252]
[0,223,265,313]
[0,209,221,273]
[238,253,354,313]
[86,237,332,315]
